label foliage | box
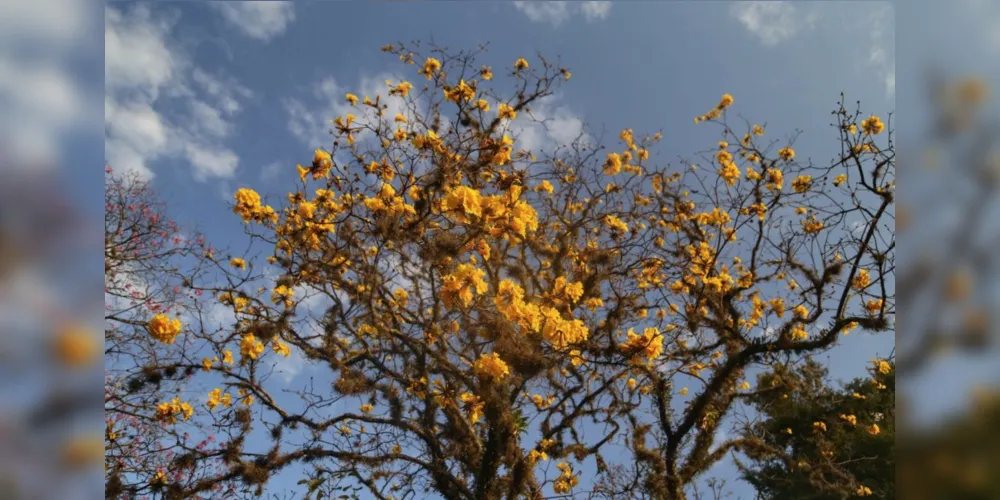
[736,359,894,500]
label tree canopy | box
[104,41,895,500]
[736,359,894,500]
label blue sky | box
[101,1,898,497]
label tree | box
[103,41,894,499]
[735,359,894,499]
[104,166,232,498]
[897,386,1000,499]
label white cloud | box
[580,1,613,21]
[730,1,817,47]
[105,4,248,182]
[183,142,240,181]
[260,161,283,182]
[191,68,254,115]
[864,5,895,98]
[270,345,306,384]
[0,0,95,169]
[513,1,612,27]
[0,58,86,168]
[505,94,589,155]
[283,72,416,150]
[210,2,296,42]
[188,100,232,138]
[0,0,89,49]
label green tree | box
[736,359,894,500]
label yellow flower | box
[459,392,484,422]
[840,414,857,426]
[778,146,795,161]
[719,93,734,108]
[604,153,623,175]
[802,216,824,233]
[360,404,374,414]
[474,352,510,381]
[230,257,246,269]
[53,324,98,368]
[867,423,881,436]
[790,324,808,341]
[272,338,291,357]
[680,387,689,396]
[392,444,402,454]
[391,81,413,97]
[752,124,764,136]
[480,65,493,80]
[861,115,884,135]
[150,470,167,486]
[345,93,359,106]
[875,359,892,375]
[739,381,751,390]
[421,57,441,79]
[853,269,870,289]
[792,175,812,193]
[514,57,529,71]
[441,263,488,309]
[865,299,882,316]
[622,327,664,363]
[813,421,827,432]
[474,98,490,112]
[604,215,628,234]
[444,79,476,103]
[207,388,232,411]
[833,173,848,186]
[240,333,266,360]
[856,485,873,496]
[498,103,517,120]
[148,314,182,344]
[627,378,637,390]
[394,288,409,306]
[535,180,554,193]
[793,305,809,319]
[222,350,234,365]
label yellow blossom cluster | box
[156,398,194,424]
[474,352,510,381]
[459,392,484,423]
[694,93,734,123]
[441,263,489,309]
[148,314,182,344]
[440,184,538,238]
[233,188,278,224]
[240,333,266,360]
[206,388,233,411]
[494,280,589,350]
[622,327,664,364]
[553,462,580,494]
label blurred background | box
[0,0,997,497]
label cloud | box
[260,161,283,182]
[283,72,417,150]
[512,1,612,27]
[580,1,613,21]
[504,94,589,156]
[0,0,95,169]
[210,2,295,42]
[105,4,249,182]
[730,1,818,47]
[864,4,895,98]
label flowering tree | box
[104,166,231,497]
[105,42,894,499]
